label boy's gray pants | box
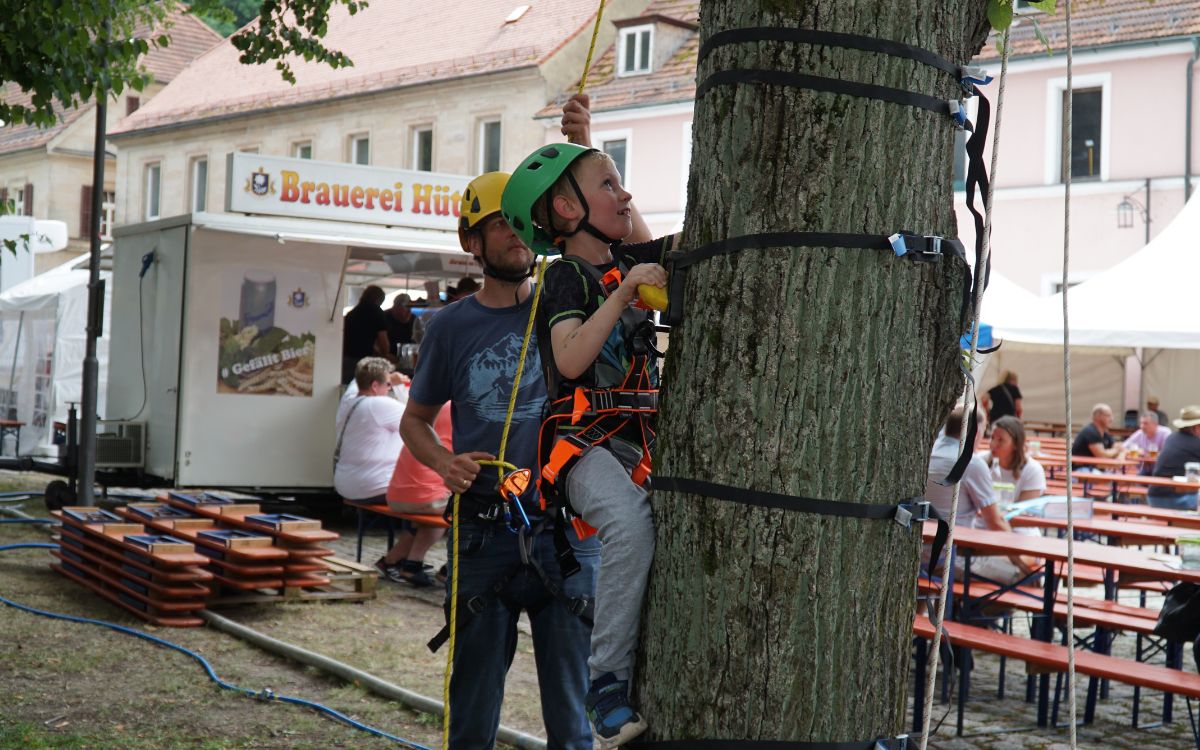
[565,438,655,681]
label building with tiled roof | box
[108,0,651,235]
[0,7,221,265]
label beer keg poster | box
[217,267,318,397]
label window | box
[144,163,161,220]
[350,134,370,165]
[594,128,633,186]
[100,190,115,240]
[1044,73,1109,185]
[293,141,313,159]
[1063,88,1103,181]
[412,126,433,171]
[618,25,653,76]
[190,157,208,212]
[126,96,140,116]
[12,187,24,216]
[602,139,627,183]
[479,120,502,173]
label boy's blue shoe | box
[586,672,648,749]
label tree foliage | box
[0,0,365,128]
[196,0,262,37]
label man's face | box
[475,214,533,272]
[1096,408,1113,429]
[1141,416,1157,436]
[1148,400,1160,413]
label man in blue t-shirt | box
[399,170,598,750]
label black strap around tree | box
[654,477,949,580]
[698,26,960,79]
[633,739,907,750]
[695,68,952,119]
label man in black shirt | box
[385,293,416,353]
[341,285,389,383]
[1071,403,1125,459]
[1149,405,1200,510]
[987,370,1023,424]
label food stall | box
[104,153,471,493]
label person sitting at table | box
[981,416,1046,503]
[1147,405,1200,511]
[1122,412,1170,475]
[1071,403,1126,460]
[380,404,453,587]
[925,405,1038,584]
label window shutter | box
[0,188,7,210]
[80,185,93,240]
[22,183,33,216]
[126,96,141,116]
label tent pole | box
[7,311,23,421]
[78,44,108,506]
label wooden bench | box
[913,615,1200,744]
[344,501,448,563]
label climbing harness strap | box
[428,519,594,654]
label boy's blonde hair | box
[530,149,614,240]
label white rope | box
[1062,0,1080,744]
[916,27,1011,750]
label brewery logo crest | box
[288,288,309,309]
[245,167,276,197]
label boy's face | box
[573,156,633,241]
[475,214,534,272]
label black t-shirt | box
[1071,422,1112,457]
[540,236,674,443]
[343,303,388,361]
[987,383,1022,422]
[1150,430,1200,495]
[386,314,415,352]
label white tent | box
[0,256,111,455]
[984,192,1200,424]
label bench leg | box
[356,507,366,563]
[997,614,1010,700]
[957,646,971,736]
[1133,633,1145,728]
[1166,642,1184,725]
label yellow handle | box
[637,284,668,312]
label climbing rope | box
[442,3,607,747]
[1062,0,1080,744]
[917,25,1011,750]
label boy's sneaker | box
[397,559,434,588]
[585,672,647,749]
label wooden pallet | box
[205,557,376,606]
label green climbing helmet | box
[501,142,594,256]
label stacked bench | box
[51,507,212,627]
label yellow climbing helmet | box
[458,171,510,252]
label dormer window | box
[618,25,653,76]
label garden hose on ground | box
[0,543,440,750]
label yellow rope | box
[443,2,606,745]
[577,0,606,95]
[496,254,550,466]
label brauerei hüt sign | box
[225,152,470,230]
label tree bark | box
[637,0,990,741]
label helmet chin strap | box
[548,170,623,247]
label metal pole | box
[78,49,108,506]
[1144,177,1151,246]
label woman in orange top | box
[381,405,452,587]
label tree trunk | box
[637,0,990,741]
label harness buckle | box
[947,99,973,131]
[477,503,503,522]
[959,65,993,91]
[888,233,943,262]
[893,505,913,529]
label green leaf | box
[1027,0,1058,11]
[987,0,1014,32]
[1031,18,1053,54]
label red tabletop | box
[1071,470,1200,491]
[1093,500,1200,529]
[1011,515,1196,546]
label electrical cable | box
[112,250,154,422]
[0,543,433,750]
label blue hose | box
[0,542,434,750]
[0,518,56,524]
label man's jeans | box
[446,521,599,750]
[1148,491,1199,511]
